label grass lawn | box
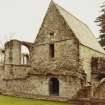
[0,95,76,105]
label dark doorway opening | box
[49,78,59,96]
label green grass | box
[0,95,75,105]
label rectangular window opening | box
[49,44,54,58]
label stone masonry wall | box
[0,2,85,99]
[5,40,21,65]
[2,2,85,99]
[3,64,31,79]
[2,74,82,98]
[31,2,80,74]
[79,44,105,82]
[0,65,5,90]
[28,2,83,98]
[79,44,105,99]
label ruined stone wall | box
[31,2,79,74]
[3,75,45,95]
[0,65,4,79]
[90,57,105,99]
[2,74,82,98]
[79,44,105,82]
[0,65,5,90]
[0,2,85,99]
[5,40,21,65]
[79,44,105,99]
[59,75,82,98]
[97,82,105,99]
[28,2,83,98]
[32,40,79,74]
[3,64,31,79]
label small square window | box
[49,32,54,36]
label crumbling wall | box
[91,57,105,99]
[1,74,82,98]
[91,57,105,75]
[3,64,31,79]
[1,39,35,96]
[0,2,87,99]
[0,65,5,90]
[3,75,45,95]
[28,2,84,98]
[79,45,105,82]
[5,40,21,65]
[31,1,80,74]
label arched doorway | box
[49,78,59,96]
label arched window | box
[49,78,59,96]
[21,45,30,65]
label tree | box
[95,3,105,47]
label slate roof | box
[53,2,105,54]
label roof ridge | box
[55,3,105,54]
[55,3,88,28]
[55,3,100,42]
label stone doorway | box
[49,78,59,96]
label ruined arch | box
[49,77,59,96]
[21,45,30,65]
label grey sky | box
[0,0,104,48]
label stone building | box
[0,1,105,99]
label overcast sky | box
[0,0,104,48]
